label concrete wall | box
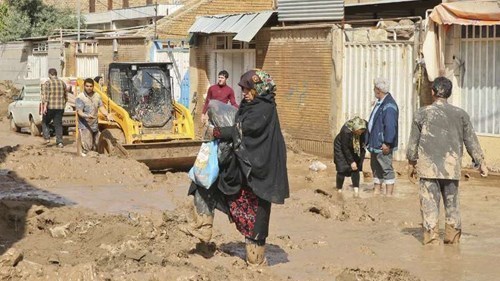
[0,42,29,84]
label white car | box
[8,79,76,136]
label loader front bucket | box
[121,140,204,171]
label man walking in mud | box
[76,78,113,156]
[407,76,488,245]
[41,68,67,147]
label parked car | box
[8,78,76,136]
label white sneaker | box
[337,189,343,193]
[353,187,359,193]
[80,152,87,157]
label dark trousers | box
[42,109,64,144]
[336,171,360,190]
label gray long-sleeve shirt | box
[407,100,484,180]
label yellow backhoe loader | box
[75,62,203,170]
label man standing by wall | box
[41,68,67,147]
[367,77,399,196]
[407,76,487,245]
[201,70,237,124]
[76,78,113,156]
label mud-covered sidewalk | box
[1,118,500,281]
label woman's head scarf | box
[345,116,367,156]
[238,69,276,96]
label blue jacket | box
[367,93,399,153]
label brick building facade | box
[43,0,177,13]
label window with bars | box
[460,25,500,135]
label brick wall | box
[192,27,339,156]
[64,42,77,77]
[256,27,336,155]
[191,35,211,134]
[97,38,148,79]
[43,0,175,14]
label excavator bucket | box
[121,140,204,171]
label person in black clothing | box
[181,69,289,267]
[334,116,367,195]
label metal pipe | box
[77,0,81,41]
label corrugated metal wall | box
[460,25,500,136]
[277,0,344,22]
[343,42,415,161]
[76,55,99,78]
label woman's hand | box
[351,162,358,171]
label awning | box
[429,1,500,25]
[423,1,500,81]
[188,11,274,42]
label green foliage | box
[0,0,81,42]
[0,4,31,42]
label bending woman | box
[333,116,367,194]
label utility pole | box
[77,0,81,41]
[154,1,158,40]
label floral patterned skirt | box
[227,188,271,241]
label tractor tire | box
[98,128,125,156]
[30,119,42,136]
[10,116,20,133]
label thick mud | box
[1,118,500,280]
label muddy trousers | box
[370,152,395,184]
[80,128,100,154]
[336,172,360,190]
[419,178,461,236]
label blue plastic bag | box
[188,140,219,189]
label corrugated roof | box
[277,0,344,21]
[188,11,274,42]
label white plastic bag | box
[188,140,219,189]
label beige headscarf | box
[345,116,367,156]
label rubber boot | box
[179,211,214,243]
[246,242,267,266]
[444,224,461,244]
[423,225,440,245]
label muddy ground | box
[1,111,500,280]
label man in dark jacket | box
[407,76,487,245]
[367,77,399,196]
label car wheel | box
[30,119,41,136]
[9,116,21,133]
